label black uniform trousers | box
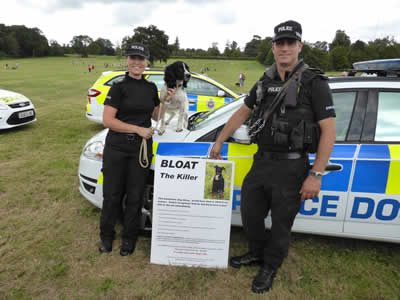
[241,151,309,270]
[100,138,150,243]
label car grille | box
[8,101,30,109]
[7,110,36,125]
[80,174,97,184]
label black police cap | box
[125,43,150,58]
[273,20,302,42]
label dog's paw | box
[158,128,165,135]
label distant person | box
[341,71,348,76]
[88,64,91,72]
[239,72,246,88]
[5,64,8,69]
[92,65,95,72]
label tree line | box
[1,23,399,71]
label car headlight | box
[0,102,9,110]
[83,141,104,161]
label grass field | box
[0,56,399,299]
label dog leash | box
[139,137,149,168]
[152,100,165,135]
[140,101,166,168]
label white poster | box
[150,156,235,268]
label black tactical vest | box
[248,62,322,153]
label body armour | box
[247,62,324,153]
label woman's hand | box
[162,87,177,103]
[137,127,154,139]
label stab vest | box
[248,62,325,153]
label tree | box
[4,33,20,57]
[170,36,180,55]
[348,40,368,66]
[49,40,64,56]
[366,37,400,59]
[244,35,262,57]
[223,40,241,57]
[330,46,350,70]
[256,37,272,65]
[330,30,351,51]
[122,25,169,66]
[70,35,93,57]
[207,42,220,56]
[312,41,328,52]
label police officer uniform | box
[229,21,336,293]
[99,43,160,256]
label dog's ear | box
[183,62,190,88]
[164,66,176,88]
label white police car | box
[78,70,400,243]
[0,89,36,129]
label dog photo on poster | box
[204,162,233,200]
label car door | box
[343,88,400,243]
[289,89,360,235]
[186,77,236,112]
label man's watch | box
[310,171,323,179]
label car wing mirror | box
[231,125,251,144]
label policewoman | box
[210,20,336,293]
[99,43,175,256]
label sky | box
[3,0,400,52]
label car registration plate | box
[18,110,34,119]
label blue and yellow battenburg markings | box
[100,143,400,197]
[187,94,236,112]
[352,144,400,195]
[310,144,357,192]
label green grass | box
[0,55,399,299]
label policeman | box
[99,43,175,256]
[210,20,336,293]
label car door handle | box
[310,162,343,174]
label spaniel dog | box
[158,61,191,135]
[212,165,225,199]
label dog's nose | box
[184,73,191,80]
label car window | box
[105,75,124,86]
[332,92,357,141]
[375,92,400,141]
[186,77,220,97]
[146,74,164,91]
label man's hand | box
[137,127,154,139]
[210,142,223,160]
[300,175,321,201]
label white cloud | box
[4,0,400,50]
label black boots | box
[99,239,136,256]
[230,252,263,268]
[98,240,113,253]
[251,265,277,293]
[120,240,136,256]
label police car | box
[86,70,240,123]
[0,89,36,129]
[78,70,400,243]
